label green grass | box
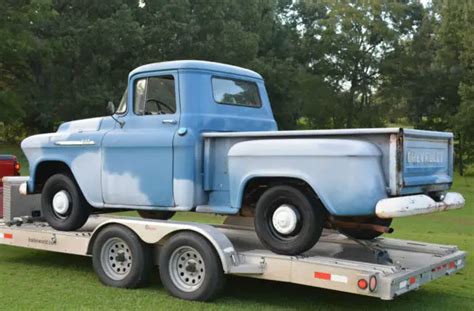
[0,143,473,310]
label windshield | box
[116,88,128,114]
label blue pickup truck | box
[21,60,464,255]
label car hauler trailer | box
[0,177,467,301]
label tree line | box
[0,0,473,174]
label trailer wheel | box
[41,173,91,231]
[159,232,225,301]
[340,217,393,240]
[92,225,152,288]
[137,210,175,220]
[254,185,324,255]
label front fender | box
[228,139,388,216]
[21,132,105,207]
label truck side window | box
[134,75,176,115]
[212,77,261,108]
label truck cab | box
[21,60,465,255]
[102,61,276,209]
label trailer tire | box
[137,210,175,220]
[159,232,225,301]
[41,173,91,231]
[92,225,152,288]
[254,185,324,255]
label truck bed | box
[203,127,453,202]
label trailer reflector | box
[314,272,348,283]
[369,275,377,292]
[399,280,407,289]
[0,233,12,239]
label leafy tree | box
[294,0,421,128]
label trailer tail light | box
[14,161,21,175]
[369,275,377,292]
[357,279,368,290]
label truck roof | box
[129,60,263,80]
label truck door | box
[101,72,179,207]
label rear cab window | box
[212,77,261,108]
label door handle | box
[162,119,177,125]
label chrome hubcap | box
[272,204,298,235]
[169,246,205,292]
[101,238,132,281]
[52,190,71,215]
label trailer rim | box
[169,245,206,292]
[100,237,133,281]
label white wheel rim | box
[272,204,298,235]
[52,190,71,215]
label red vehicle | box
[0,155,21,217]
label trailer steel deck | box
[0,177,467,301]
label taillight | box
[357,279,368,290]
[14,161,21,175]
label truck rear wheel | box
[254,185,324,255]
[158,232,225,301]
[92,225,152,288]
[137,210,175,220]
[41,173,91,231]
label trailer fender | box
[88,218,240,274]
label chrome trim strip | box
[55,140,95,146]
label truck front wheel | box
[41,173,91,231]
[254,185,324,255]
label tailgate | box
[401,129,453,193]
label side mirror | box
[107,101,116,114]
[107,101,125,128]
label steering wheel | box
[145,99,174,115]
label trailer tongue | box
[0,177,467,301]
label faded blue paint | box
[225,139,387,216]
[21,60,457,218]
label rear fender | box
[228,139,388,216]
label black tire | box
[159,232,225,301]
[254,185,324,255]
[41,173,91,231]
[137,210,175,220]
[92,225,153,288]
[339,217,393,240]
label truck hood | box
[57,117,104,133]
